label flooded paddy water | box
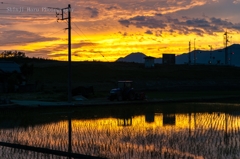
[1,102,240,159]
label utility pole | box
[55,4,72,157]
[224,31,229,65]
[209,45,212,64]
[189,41,191,64]
[56,4,72,103]
[194,38,196,65]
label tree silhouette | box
[0,51,26,58]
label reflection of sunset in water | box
[0,113,240,158]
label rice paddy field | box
[1,103,240,158]
[5,60,240,101]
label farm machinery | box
[108,81,145,101]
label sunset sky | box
[0,0,240,61]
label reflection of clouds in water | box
[0,113,240,158]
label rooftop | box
[0,61,21,73]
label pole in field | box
[189,41,191,64]
[55,5,72,103]
[54,4,72,157]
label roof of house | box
[0,61,21,73]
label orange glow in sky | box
[0,0,240,61]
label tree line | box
[0,51,26,58]
[0,51,54,61]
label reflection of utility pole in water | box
[54,4,72,158]
[224,113,229,145]
[68,113,72,159]
[163,114,175,126]
[208,112,213,130]
[188,112,192,154]
[194,107,196,131]
[188,113,191,137]
[145,111,155,123]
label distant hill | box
[116,52,146,63]
[116,44,240,66]
[116,52,163,63]
[176,44,240,66]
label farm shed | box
[162,54,176,65]
[0,61,21,73]
[0,61,21,93]
[144,56,155,68]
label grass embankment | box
[5,61,240,101]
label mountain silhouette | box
[116,52,146,63]
[176,44,240,66]
[116,44,240,66]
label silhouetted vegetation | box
[0,51,56,64]
[0,51,26,58]
[1,57,240,101]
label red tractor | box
[108,81,145,101]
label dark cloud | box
[118,19,131,27]
[145,30,153,34]
[155,30,162,37]
[119,15,167,28]
[118,31,128,36]
[232,23,240,30]
[72,41,97,48]
[89,50,103,54]
[48,53,67,58]
[136,18,166,28]
[166,16,180,24]
[25,41,98,58]
[28,49,53,55]
[49,42,97,51]
[85,7,99,18]
[0,30,58,45]
[129,16,146,21]
[121,16,166,29]
[118,14,240,35]
[185,18,211,27]
[182,16,189,20]
[210,17,233,27]
[189,28,205,36]
[72,51,90,58]
[105,6,119,10]
[139,37,145,42]
[155,13,162,16]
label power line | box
[60,20,106,59]
[72,22,88,40]
[71,21,106,59]
[61,21,92,59]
